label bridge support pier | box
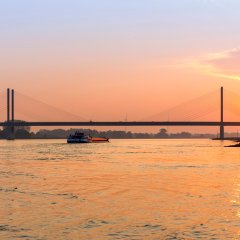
[220,125,224,140]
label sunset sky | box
[1,0,240,126]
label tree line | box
[0,127,216,139]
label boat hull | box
[67,138,91,144]
[91,137,109,143]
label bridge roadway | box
[1,121,240,127]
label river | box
[1,139,240,239]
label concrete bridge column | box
[6,88,15,140]
[220,86,224,140]
[220,125,224,140]
[11,89,15,139]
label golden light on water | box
[1,139,240,239]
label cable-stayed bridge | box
[1,87,240,140]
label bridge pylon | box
[6,88,15,140]
[220,86,224,140]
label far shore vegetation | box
[0,126,235,139]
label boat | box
[67,131,109,144]
[67,131,92,143]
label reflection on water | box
[0,139,240,239]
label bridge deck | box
[1,121,240,127]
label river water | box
[1,139,240,239]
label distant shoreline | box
[1,127,239,140]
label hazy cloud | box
[205,48,240,73]
[175,48,240,81]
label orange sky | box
[1,0,240,132]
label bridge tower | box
[7,88,10,123]
[11,89,15,138]
[220,86,224,140]
[6,88,15,140]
